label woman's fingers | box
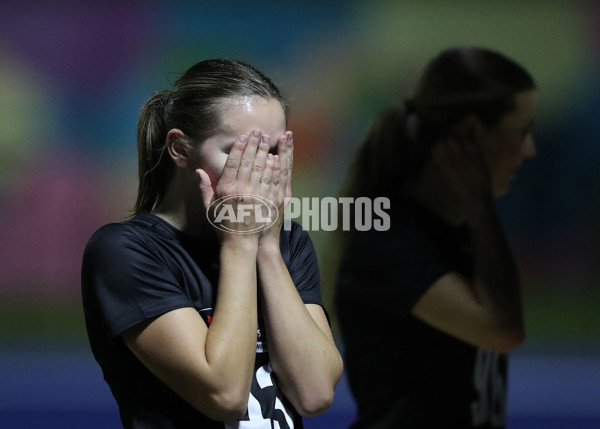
[219,134,248,188]
[218,130,270,195]
[284,131,293,200]
[216,130,294,210]
[250,135,270,187]
[260,153,275,197]
[235,130,262,185]
[276,134,288,190]
[434,137,493,205]
[271,154,281,188]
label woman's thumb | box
[196,169,214,209]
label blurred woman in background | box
[335,47,537,428]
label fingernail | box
[251,130,261,138]
[267,153,274,161]
[261,135,271,144]
[239,135,247,145]
[281,135,287,144]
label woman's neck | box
[152,179,213,238]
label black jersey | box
[82,211,323,429]
[336,197,507,428]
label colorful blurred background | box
[1,1,599,428]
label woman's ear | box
[451,114,484,142]
[166,129,188,168]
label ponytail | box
[133,90,172,214]
[340,105,428,200]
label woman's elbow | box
[295,387,336,417]
[193,388,249,421]
[503,326,525,351]
[489,325,525,352]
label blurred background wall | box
[0,1,598,428]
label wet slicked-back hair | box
[134,59,287,214]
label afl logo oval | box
[206,194,279,234]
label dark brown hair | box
[341,46,536,200]
[133,59,288,214]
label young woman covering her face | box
[335,47,537,428]
[82,59,343,429]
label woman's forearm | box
[256,243,343,416]
[465,201,524,348]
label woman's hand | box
[432,133,493,209]
[196,130,276,237]
[258,131,293,245]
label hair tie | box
[167,90,175,107]
[163,91,175,121]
